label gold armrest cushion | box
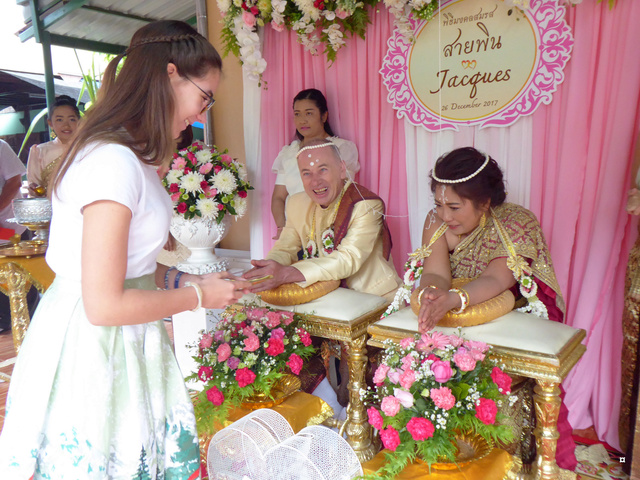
[259,280,341,306]
[410,278,515,327]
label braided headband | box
[125,33,199,55]
[432,152,490,184]
[296,142,337,159]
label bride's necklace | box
[303,181,350,259]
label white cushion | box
[240,288,387,323]
[373,308,579,356]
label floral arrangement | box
[162,141,252,223]
[187,304,317,430]
[217,0,381,80]
[363,330,514,479]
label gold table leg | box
[1,264,32,354]
[532,380,561,480]
[344,333,377,462]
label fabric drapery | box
[252,0,640,450]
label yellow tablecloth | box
[362,448,521,479]
[0,255,54,294]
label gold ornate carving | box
[532,381,561,480]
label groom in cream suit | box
[244,139,400,300]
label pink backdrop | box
[257,1,640,448]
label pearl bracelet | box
[185,281,203,312]
[449,288,469,314]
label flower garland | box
[216,0,606,81]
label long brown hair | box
[51,21,222,194]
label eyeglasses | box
[185,76,215,114]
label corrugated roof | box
[15,0,198,54]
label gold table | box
[0,255,54,353]
[239,288,389,462]
[367,309,586,480]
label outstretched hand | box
[242,259,305,293]
[417,288,459,333]
[197,271,252,309]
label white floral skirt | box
[0,277,200,480]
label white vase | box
[169,215,231,274]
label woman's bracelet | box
[164,267,177,290]
[449,288,469,314]
[174,270,186,289]
[417,285,439,307]
[185,281,203,312]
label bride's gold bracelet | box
[418,285,439,307]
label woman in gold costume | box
[391,147,577,470]
[26,95,80,195]
[619,135,640,461]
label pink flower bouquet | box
[188,304,316,428]
[364,330,514,479]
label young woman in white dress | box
[0,20,250,479]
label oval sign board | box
[381,0,573,131]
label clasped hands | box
[242,259,305,293]
[417,287,462,333]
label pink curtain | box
[530,0,640,449]
[259,8,411,272]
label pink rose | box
[453,349,477,372]
[177,202,187,214]
[401,354,415,371]
[448,335,464,348]
[206,386,225,405]
[335,8,349,19]
[464,340,490,353]
[271,20,285,32]
[387,368,402,385]
[198,366,213,381]
[282,312,295,325]
[406,417,435,441]
[199,333,214,349]
[393,388,414,409]
[475,398,497,424]
[214,165,223,174]
[187,152,197,163]
[169,183,179,193]
[199,163,213,175]
[373,364,390,385]
[468,348,486,361]
[491,367,512,394]
[431,360,454,383]
[297,328,312,346]
[399,337,414,349]
[242,11,256,28]
[380,395,401,417]
[287,353,304,375]
[213,330,225,342]
[399,368,416,390]
[380,427,401,451]
[220,154,233,164]
[171,193,181,202]
[270,327,285,340]
[367,407,384,430]
[265,311,281,328]
[227,357,240,370]
[217,203,225,211]
[430,386,456,410]
[236,367,256,388]
[243,333,260,352]
[216,343,231,362]
[265,337,285,356]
